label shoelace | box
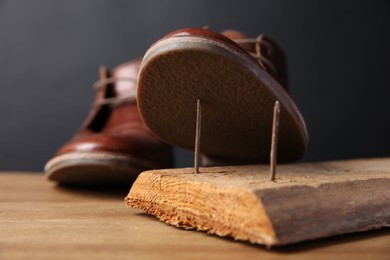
[234,35,277,76]
[92,77,137,107]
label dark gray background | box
[0,0,389,171]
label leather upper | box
[55,58,173,169]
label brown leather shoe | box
[45,59,173,185]
[137,28,308,165]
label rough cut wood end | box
[125,158,390,246]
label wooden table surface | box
[0,173,389,260]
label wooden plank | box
[126,158,390,246]
[1,172,389,260]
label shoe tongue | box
[221,29,256,53]
[110,59,141,99]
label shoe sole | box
[45,152,156,185]
[138,35,308,163]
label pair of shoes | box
[45,28,308,185]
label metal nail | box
[270,100,280,181]
[194,99,202,173]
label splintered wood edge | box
[125,158,390,246]
[125,171,276,245]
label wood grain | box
[0,172,389,260]
[126,158,390,246]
